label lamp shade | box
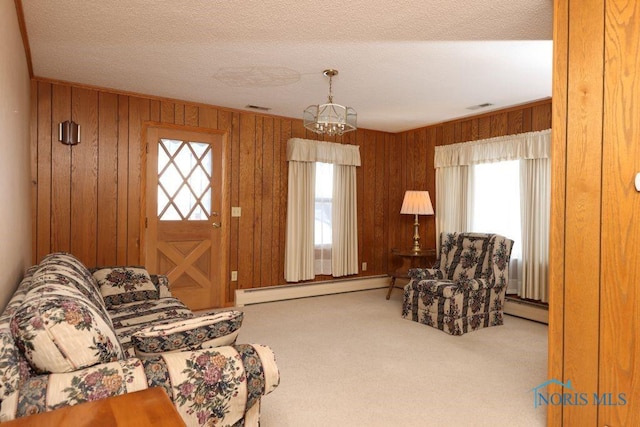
[400,191,434,215]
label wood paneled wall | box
[30,81,395,303]
[30,79,551,304]
[392,98,552,253]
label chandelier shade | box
[303,69,357,136]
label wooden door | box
[144,125,228,310]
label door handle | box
[212,222,221,228]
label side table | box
[387,248,437,300]
[2,387,186,427]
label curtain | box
[520,157,550,302]
[284,161,316,282]
[435,165,470,251]
[434,129,551,300]
[285,138,361,282]
[331,165,359,277]
[434,130,551,166]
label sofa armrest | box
[149,274,173,298]
[0,345,279,426]
[408,268,443,281]
[145,344,279,425]
[0,358,149,422]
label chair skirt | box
[401,279,506,335]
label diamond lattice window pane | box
[201,151,212,178]
[161,204,181,221]
[161,139,182,156]
[174,185,195,218]
[201,190,211,215]
[157,189,169,217]
[157,139,213,221]
[158,148,170,172]
[188,170,210,195]
[160,165,182,197]
[191,142,208,158]
[189,205,207,220]
[174,146,196,177]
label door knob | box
[212,222,221,228]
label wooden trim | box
[548,0,569,425]
[13,0,33,78]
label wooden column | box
[550,0,640,425]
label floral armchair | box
[401,232,513,335]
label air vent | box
[245,105,272,111]
[466,103,494,111]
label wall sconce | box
[58,120,80,145]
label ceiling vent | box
[466,102,494,111]
[245,105,272,111]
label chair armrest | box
[456,278,491,290]
[1,345,279,426]
[408,268,443,281]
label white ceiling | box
[21,0,553,133]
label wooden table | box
[2,387,186,427]
[387,248,437,299]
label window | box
[157,138,212,221]
[285,138,360,282]
[470,160,521,292]
[314,162,333,274]
[434,130,550,301]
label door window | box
[157,139,212,221]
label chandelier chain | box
[327,73,333,103]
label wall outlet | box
[231,207,242,217]
[231,271,238,281]
[362,262,367,271]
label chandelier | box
[303,69,357,136]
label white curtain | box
[520,157,550,302]
[434,129,551,300]
[435,165,470,251]
[285,138,360,282]
[331,165,359,277]
[284,161,316,282]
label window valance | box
[434,129,551,168]
[287,138,361,166]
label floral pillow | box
[10,293,124,373]
[131,311,244,358]
[92,268,158,308]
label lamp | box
[303,69,357,136]
[401,191,434,252]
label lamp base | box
[411,214,421,252]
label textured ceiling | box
[21,0,553,133]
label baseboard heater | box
[504,297,549,324]
[235,275,389,307]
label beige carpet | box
[237,287,548,427]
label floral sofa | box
[402,232,513,335]
[0,252,279,426]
